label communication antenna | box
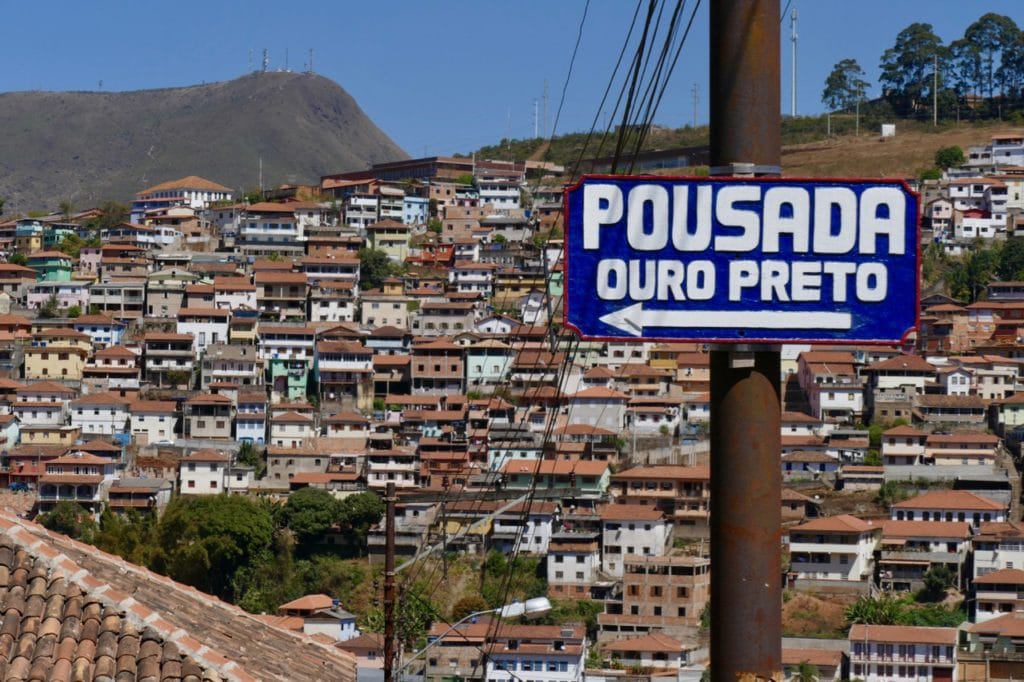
[308,48,314,75]
[790,6,798,116]
[533,99,539,139]
[691,83,700,127]
[543,79,549,138]
[248,48,253,73]
[285,48,289,72]
[262,49,269,73]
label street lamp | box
[396,597,552,677]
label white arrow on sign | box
[599,302,853,337]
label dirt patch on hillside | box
[782,592,853,639]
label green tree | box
[8,252,26,266]
[336,492,386,546]
[844,595,906,626]
[791,661,820,682]
[999,238,1024,281]
[237,441,266,478]
[58,232,86,259]
[946,244,1000,302]
[427,219,442,234]
[39,501,95,540]
[452,594,490,620]
[822,58,869,111]
[38,293,61,319]
[455,174,475,186]
[152,495,275,600]
[358,247,400,291]
[876,481,910,507]
[879,23,948,114]
[283,487,342,543]
[920,564,955,601]
[58,199,74,222]
[963,13,1021,100]
[934,146,964,169]
[0,197,5,215]
[66,305,82,318]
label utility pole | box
[543,79,549,138]
[709,1,782,680]
[533,99,539,139]
[691,83,700,127]
[790,5,798,117]
[383,482,397,682]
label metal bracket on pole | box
[709,163,781,177]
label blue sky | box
[3,1,1023,158]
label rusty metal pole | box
[709,1,782,681]
[384,481,397,682]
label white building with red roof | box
[599,504,669,578]
[848,624,956,682]
[178,449,231,495]
[974,567,1024,623]
[891,490,1007,528]
[787,515,880,586]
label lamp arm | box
[395,608,499,676]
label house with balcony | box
[12,382,74,428]
[143,332,194,386]
[131,176,232,220]
[485,624,585,682]
[365,443,418,491]
[177,308,230,354]
[128,400,178,446]
[315,340,374,409]
[255,271,309,321]
[891,490,1006,528]
[973,521,1024,578]
[106,477,174,515]
[609,465,710,538]
[72,314,126,348]
[787,515,880,590]
[269,412,315,448]
[237,202,307,257]
[972,568,1024,623]
[26,281,89,315]
[412,301,476,337]
[300,255,360,284]
[465,339,514,389]
[259,325,316,401]
[178,449,231,495]
[914,393,987,426]
[797,350,864,423]
[69,393,129,438]
[236,391,267,444]
[0,263,42,304]
[925,432,1000,466]
[87,281,146,320]
[567,387,630,432]
[878,520,972,593]
[598,555,711,641]
[547,533,601,600]
[500,459,610,498]
[308,281,358,323]
[83,345,141,395]
[37,452,117,515]
[489,501,558,556]
[212,276,257,311]
[448,261,497,296]
[183,283,215,308]
[366,220,411,262]
[26,251,73,281]
[600,505,670,578]
[960,611,1024,679]
[145,268,196,318]
[881,424,928,465]
[200,343,262,390]
[184,393,234,440]
[848,624,956,682]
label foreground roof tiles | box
[0,509,357,681]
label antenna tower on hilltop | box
[262,49,269,73]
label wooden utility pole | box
[383,482,397,682]
[708,1,783,680]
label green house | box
[27,251,73,282]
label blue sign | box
[564,176,920,343]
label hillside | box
[475,118,1024,180]
[0,72,408,213]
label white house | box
[12,382,74,427]
[270,412,315,447]
[973,521,1024,578]
[880,424,927,466]
[848,624,956,682]
[547,533,600,600]
[891,490,1006,528]
[491,501,557,556]
[177,308,230,354]
[69,393,129,437]
[787,514,880,585]
[178,449,230,495]
[600,505,670,578]
[485,624,585,682]
[128,399,178,446]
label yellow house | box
[24,329,92,381]
[366,220,411,263]
[20,424,82,446]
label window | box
[210,481,217,489]
[187,480,195,488]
